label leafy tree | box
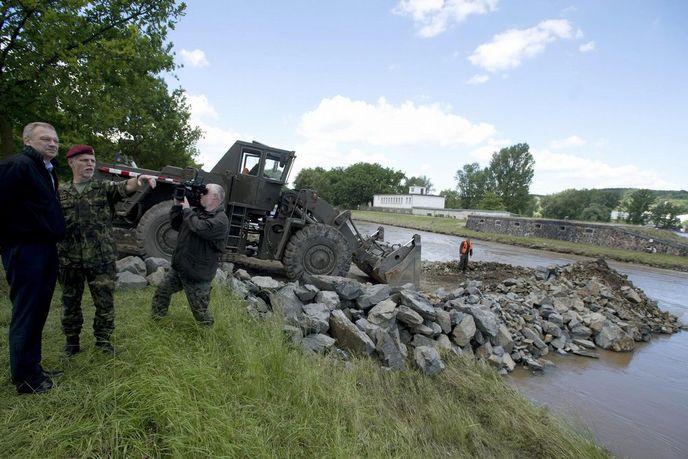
[581,203,611,222]
[622,189,656,225]
[0,0,199,167]
[455,162,492,209]
[476,191,505,210]
[488,143,535,215]
[405,175,434,193]
[649,201,682,228]
[439,189,461,209]
[332,162,406,208]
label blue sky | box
[166,0,687,195]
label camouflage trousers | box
[59,263,116,341]
[151,267,214,325]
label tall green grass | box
[0,280,608,458]
[353,210,688,271]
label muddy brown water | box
[356,221,688,459]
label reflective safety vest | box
[460,240,472,255]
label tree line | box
[0,1,199,171]
[294,142,687,228]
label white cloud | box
[393,0,498,38]
[467,74,490,84]
[186,94,218,120]
[469,19,577,72]
[185,94,241,169]
[579,41,595,52]
[298,95,496,148]
[550,135,587,149]
[180,48,209,67]
[531,148,679,194]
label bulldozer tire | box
[135,200,177,260]
[283,224,352,279]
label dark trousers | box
[1,243,58,386]
[459,253,470,272]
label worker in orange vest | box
[459,239,473,272]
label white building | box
[373,186,445,210]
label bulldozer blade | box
[377,234,422,287]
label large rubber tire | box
[135,201,177,260]
[282,224,352,280]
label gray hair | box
[23,122,56,140]
[206,183,225,206]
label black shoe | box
[95,340,115,355]
[42,369,64,378]
[64,336,81,357]
[17,378,54,394]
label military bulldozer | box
[97,140,421,286]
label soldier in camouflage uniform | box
[151,183,229,326]
[58,144,157,355]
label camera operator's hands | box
[181,196,190,209]
[137,174,157,189]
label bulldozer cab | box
[213,141,295,211]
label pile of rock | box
[114,255,682,376]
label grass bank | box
[0,278,608,457]
[353,210,688,272]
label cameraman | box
[151,183,229,326]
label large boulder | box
[302,303,331,334]
[269,285,304,328]
[308,275,364,300]
[356,284,392,310]
[451,314,476,347]
[144,257,170,275]
[116,255,146,276]
[116,271,147,289]
[329,309,375,356]
[594,320,635,352]
[398,290,436,321]
[414,346,445,376]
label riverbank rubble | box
[115,256,682,375]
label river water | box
[356,221,688,459]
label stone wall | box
[466,215,688,256]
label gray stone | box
[116,255,146,276]
[315,291,341,310]
[621,286,642,303]
[269,285,304,327]
[146,267,166,287]
[356,284,392,310]
[144,257,170,275]
[213,268,228,286]
[329,309,376,356]
[308,275,364,300]
[414,346,445,376]
[435,309,452,334]
[412,323,434,337]
[367,299,398,325]
[374,329,406,370]
[355,318,381,340]
[494,324,514,352]
[116,271,147,289]
[522,327,547,350]
[227,277,249,299]
[410,334,437,349]
[282,324,303,344]
[569,323,592,339]
[396,305,424,327]
[302,303,331,334]
[467,306,499,338]
[399,290,437,321]
[235,269,251,281]
[451,314,476,347]
[251,276,284,290]
[246,295,270,314]
[294,284,319,302]
[594,320,635,352]
[302,334,336,354]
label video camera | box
[173,177,207,208]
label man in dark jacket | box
[151,183,229,325]
[0,122,66,394]
[58,144,157,356]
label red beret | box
[66,144,95,159]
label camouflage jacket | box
[58,179,129,268]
